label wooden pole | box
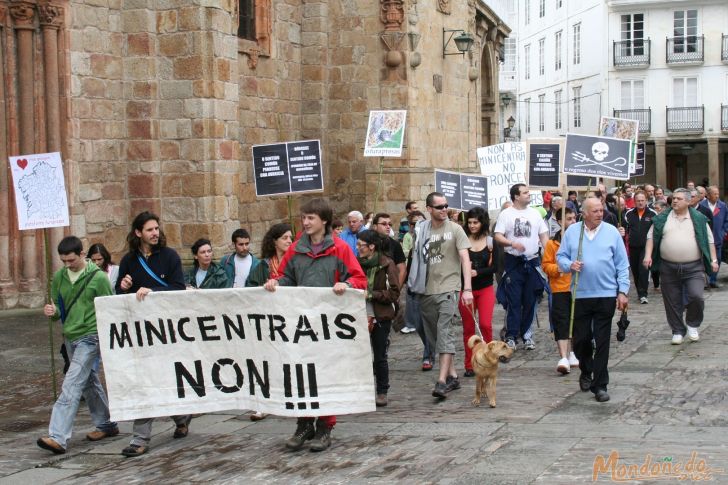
[287,195,295,233]
[374,156,384,213]
[44,228,58,399]
[568,179,592,339]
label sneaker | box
[568,352,579,367]
[671,334,683,345]
[432,381,448,399]
[121,444,148,457]
[421,359,433,371]
[444,375,461,392]
[87,427,119,441]
[401,326,416,334]
[524,339,536,350]
[557,357,570,375]
[375,393,388,407]
[687,326,699,342]
[309,423,332,452]
[284,419,315,450]
[640,296,648,304]
[37,437,66,455]
[505,338,516,351]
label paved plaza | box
[1,280,727,484]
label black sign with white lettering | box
[528,143,560,188]
[632,142,645,177]
[252,140,323,196]
[564,134,632,181]
[435,169,488,211]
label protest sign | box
[477,142,530,209]
[9,152,69,230]
[96,287,375,421]
[599,116,639,174]
[564,134,632,181]
[252,140,323,196]
[526,139,562,189]
[434,169,488,211]
[633,142,646,177]
[364,110,407,157]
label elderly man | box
[557,197,629,402]
[700,186,728,288]
[340,210,365,255]
[644,188,718,344]
[547,196,565,238]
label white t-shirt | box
[233,254,253,287]
[494,206,548,258]
[195,268,208,287]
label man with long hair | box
[115,211,187,457]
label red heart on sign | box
[17,159,28,170]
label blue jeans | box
[48,334,116,448]
[502,254,544,341]
[406,291,434,361]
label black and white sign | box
[435,169,488,211]
[632,142,646,177]
[564,134,632,181]
[527,143,560,189]
[252,140,323,196]
[566,174,595,189]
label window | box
[554,31,562,71]
[573,23,581,65]
[673,10,698,53]
[554,89,562,129]
[556,0,562,8]
[238,0,256,41]
[524,44,531,80]
[672,77,698,107]
[620,80,645,109]
[620,13,645,56]
[539,0,545,18]
[538,94,545,131]
[538,38,545,75]
[525,98,531,133]
[503,37,517,71]
[573,87,582,128]
[525,0,530,25]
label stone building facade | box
[0,0,507,308]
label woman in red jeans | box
[459,207,496,377]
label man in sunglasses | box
[494,183,550,352]
[407,192,473,399]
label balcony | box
[666,36,704,64]
[613,108,651,134]
[666,106,704,134]
[613,39,650,68]
[723,34,728,63]
[722,105,728,133]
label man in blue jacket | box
[557,197,630,403]
[700,186,728,288]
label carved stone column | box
[39,2,63,272]
[10,0,40,295]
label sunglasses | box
[429,204,448,210]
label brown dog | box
[468,335,513,408]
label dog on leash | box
[468,335,513,408]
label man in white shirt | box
[221,228,259,287]
[494,184,550,351]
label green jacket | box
[651,207,712,273]
[50,263,113,342]
[245,258,270,287]
[184,261,231,289]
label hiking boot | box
[284,419,315,451]
[445,375,461,392]
[37,437,65,454]
[309,423,332,452]
[173,416,192,438]
[432,381,448,399]
[87,427,119,441]
[375,393,388,407]
[121,444,148,457]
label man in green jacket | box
[37,236,117,454]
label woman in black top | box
[458,207,496,377]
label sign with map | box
[364,110,407,157]
[9,152,69,230]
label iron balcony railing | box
[613,108,651,134]
[722,34,728,62]
[666,36,704,64]
[666,106,704,134]
[722,104,728,132]
[613,39,650,67]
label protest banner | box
[364,110,407,157]
[564,134,632,181]
[477,142,545,209]
[95,287,375,422]
[526,138,563,189]
[434,169,488,211]
[252,140,323,196]
[9,152,69,230]
[599,116,639,174]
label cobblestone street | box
[1,281,727,484]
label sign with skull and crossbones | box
[563,134,632,180]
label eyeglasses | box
[377,221,392,226]
[429,204,448,210]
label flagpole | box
[568,178,592,339]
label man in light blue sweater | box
[557,197,630,403]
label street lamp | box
[443,29,475,58]
[504,116,516,138]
